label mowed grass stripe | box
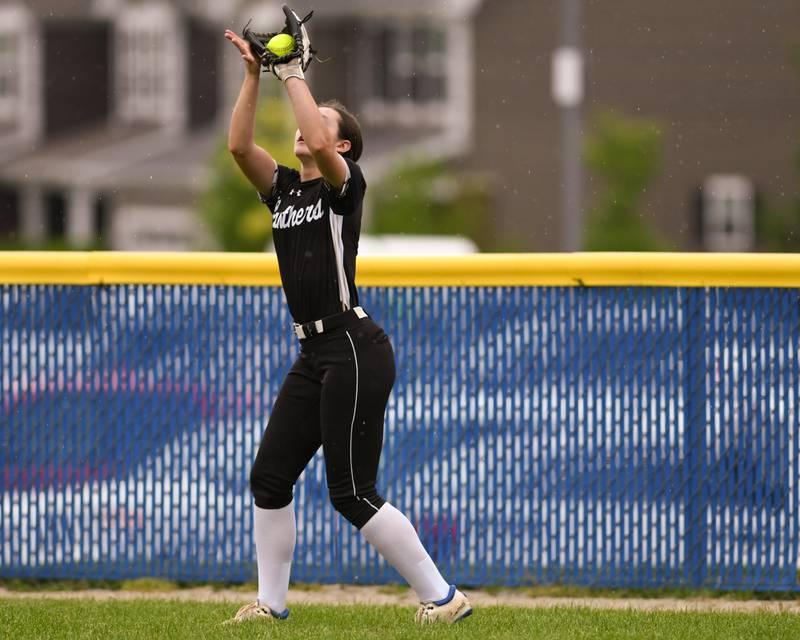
[1,599,798,640]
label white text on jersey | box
[272,198,325,230]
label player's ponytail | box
[319,99,363,162]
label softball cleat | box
[415,585,473,624]
[223,600,289,624]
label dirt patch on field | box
[1,585,799,614]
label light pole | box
[552,0,584,252]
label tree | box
[370,157,492,249]
[758,172,800,251]
[198,95,298,251]
[583,111,668,251]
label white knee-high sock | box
[360,503,450,602]
[253,501,296,612]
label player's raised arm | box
[256,5,350,190]
[224,29,277,195]
[283,78,349,190]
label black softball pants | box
[250,314,395,530]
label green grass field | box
[1,599,798,640]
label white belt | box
[293,306,368,340]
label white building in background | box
[3,0,787,252]
[0,0,480,251]
[0,0,235,250]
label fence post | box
[683,288,708,588]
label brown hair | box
[319,99,363,162]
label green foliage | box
[758,198,800,251]
[370,157,492,249]
[583,112,669,251]
[198,94,298,252]
[788,41,800,74]
[0,237,107,251]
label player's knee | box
[249,463,293,510]
[329,493,358,520]
[329,488,384,529]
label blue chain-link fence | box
[1,284,798,590]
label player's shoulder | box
[323,157,366,195]
[344,157,366,185]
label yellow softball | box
[267,33,295,57]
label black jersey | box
[259,157,366,324]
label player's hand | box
[273,57,304,83]
[224,29,261,77]
[269,5,312,83]
[250,5,314,83]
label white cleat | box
[415,585,473,624]
[223,600,290,624]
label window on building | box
[44,22,111,136]
[116,4,181,126]
[364,24,447,126]
[0,33,20,124]
[700,175,756,252]
[119,29,168,122]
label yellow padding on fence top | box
[1,252,800,287]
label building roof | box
[0,123,168,187]
[97,128,219,192]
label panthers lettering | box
[271,199,324,229]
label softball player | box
[222,5,472,625]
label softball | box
[267,33,295,57]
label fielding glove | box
[243,4,316,83]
